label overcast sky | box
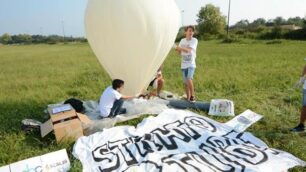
[0,0,305,37]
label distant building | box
[281,25,303,30]
[268,24,302,30]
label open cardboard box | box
[40,104,92,142]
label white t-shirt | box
[179,38,198,69]
[98,86,122,117]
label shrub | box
[221,35,241,43]
[284,28,306,40]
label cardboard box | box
[41,104,91,142]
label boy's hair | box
[185,25,195,32]
[112,79,124,90]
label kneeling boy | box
[98,79,135,118]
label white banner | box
[73,109,306,172]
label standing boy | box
[291,62,306,132]
[175,26,198,102]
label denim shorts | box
[182,67,195,82]
[303,89,306,106]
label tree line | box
[0,34,87,45]
[177,4,306,41]
[2,4,306,45]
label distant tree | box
[46,35,62,44]
[31,35,47,44]
[250,18,266,27]
[197,4,226,36]
[1,34,86,44]
[265,19,275,27]
[233,20,249,29]
[12,34,32,44]
[0,33,12,44]
[274,17,286,26]
[287,17,304,26]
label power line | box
[181,10,185,27]
[40,27,43,35]
[61,20,66,41]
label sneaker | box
[189,96,196,102]
[290,124,305,132]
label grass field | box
[0,40,306,171]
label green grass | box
[0,40,306,171]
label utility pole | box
[40,27,43,35]
[61,20,66,42]
[227,0,231,38]
[181,10,185,27]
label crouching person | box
[149,67,164,97]
[98,79,135,118]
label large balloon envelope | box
[85,0,181,95]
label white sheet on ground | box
[79,98,169,121]
[71,98,170,135]
[73,109,306,172]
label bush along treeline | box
[230,16,306,40]
[0,34,87,45]
[182,4,306,41]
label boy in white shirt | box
[291,62,306,132]
[98,79,135,118]
[175,26,198,102]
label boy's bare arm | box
[121,95,135,100]
[176,49,182,54]
[177,46,192,53]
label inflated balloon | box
[85,0,181,95]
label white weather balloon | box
[85,0,181,95]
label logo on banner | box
[22,165,42,172]
[91,116,277,172]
